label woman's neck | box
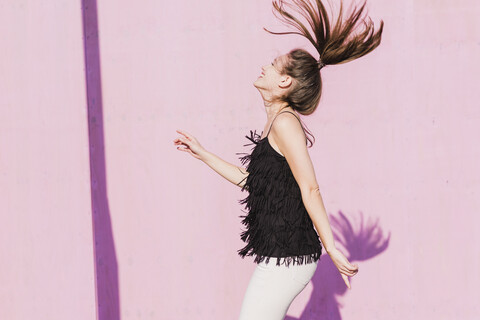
[263,101,291,119]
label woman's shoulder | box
[270,111,305,139]
[269,111,308,153]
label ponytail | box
[261,0,384,147]
[265,0,384,66]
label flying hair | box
[264,0,384,66]
[259,0,384,147]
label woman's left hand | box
[327,247,359,289]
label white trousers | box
[238,258,318,320]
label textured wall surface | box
[1,0,479,319]
[0,1,96,319]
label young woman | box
[173,0,383,318]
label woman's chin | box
[253,77,263,88]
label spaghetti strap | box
[265,110,307,143]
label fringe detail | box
[236,129,323,266]
[242,251,322,267]
[235,129,263,192]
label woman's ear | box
[278,75,292,89]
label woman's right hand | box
[173,129,207,160]
[327,247,359,289]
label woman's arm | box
[201,150,249,189]
[270,113,358,288]
[270,114,336,252]
[174,129,248,189]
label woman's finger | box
[338,258,358,273]
[342,264,358,276]
[345,264,358,274]
[338,264,354,275]
[341,274,351,289]
[345,263,358,272]
[341,268,356,277]
[176,129,193,140]
[178,137,190,146]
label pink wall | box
[1,0,479,319]
[0,1,96,319]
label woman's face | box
[253,54,291,92]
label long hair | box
[264,0,384,146]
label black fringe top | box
[236,113,323,267]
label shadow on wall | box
[82,0,120,319]
[286,211,390,320]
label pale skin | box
[173,53,359,289]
